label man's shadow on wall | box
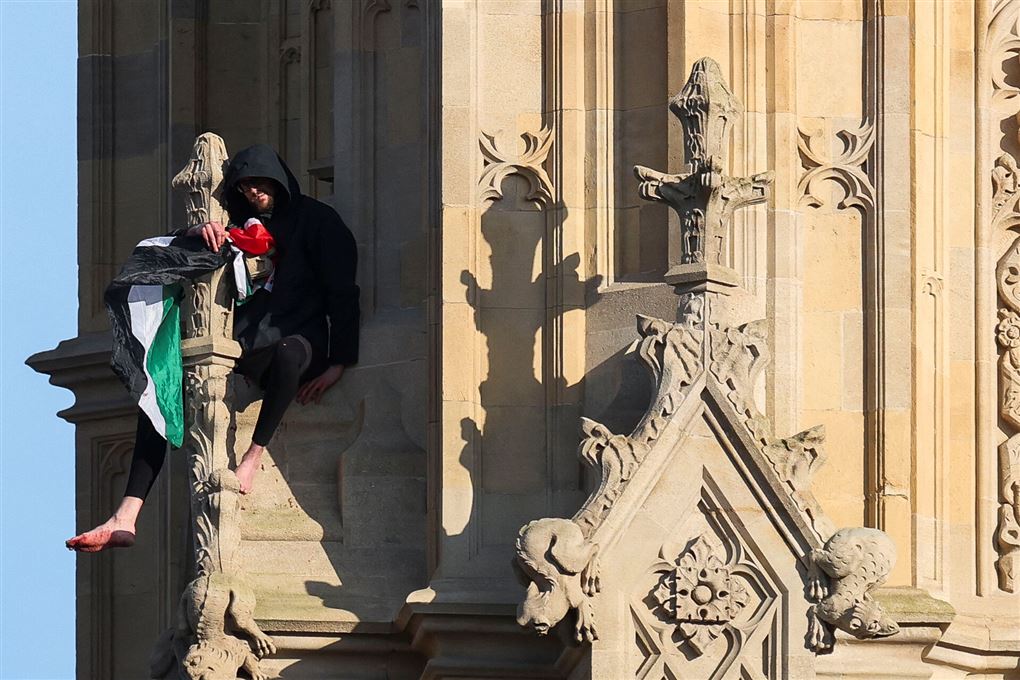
[448,174,605,580]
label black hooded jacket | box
[222,144,360,374]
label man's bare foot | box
[235,446,265,495]
[66,519,136,553]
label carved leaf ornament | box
[996,227,1020,591]
[988,0,1020,116]
[993,155,1020,234]
[478,127,555,208]
[797,120,875,213]
[991,0,1020,592]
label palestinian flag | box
[105,235,234,447]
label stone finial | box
[172,133,238,350]
[152,135,260,678]
[669,57,741,173]
[172,132,230,228]
[634,57,773,292]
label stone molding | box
[984,0,1020,598]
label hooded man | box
[67,144,360,553]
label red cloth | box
[228,218,276,256]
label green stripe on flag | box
[147,287,184,447]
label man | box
[66,144,360,553]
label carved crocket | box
[806,527,899,652]
[151,470,276,680]
[514,518,601,643]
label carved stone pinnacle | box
[171,132,230,228]
[634,57,773,294]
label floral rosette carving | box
[650,535,750,656]
[998,309,1020,434]
[998,308,1020,349]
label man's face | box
[238,177,277,213]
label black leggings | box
[123,336,310,500]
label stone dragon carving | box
[514,518,601,642]
[806,528,899,651]
[514,58,899,658]
[151,470,277,680]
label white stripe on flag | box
[230,246,249,301]
[136,235,176,248]
[127,284,168,436]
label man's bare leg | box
[235,443,266,494]
[66,496,142,552]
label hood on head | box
[222,144,302,223]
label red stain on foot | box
[65,528,136,553]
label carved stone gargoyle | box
[514,58,899,671]
[151,470,276,680]
[150,133,275,679]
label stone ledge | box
[932,612,1020,654]
[874,586,956,625]
[399,604,577,680]
[26,331,135,423]
[816,588,955,679]
[241,509,332,541]
[254,631,415,655]
[255,592,399,634]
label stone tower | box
[28,1,1020,678]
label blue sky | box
[1,1,77,678]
